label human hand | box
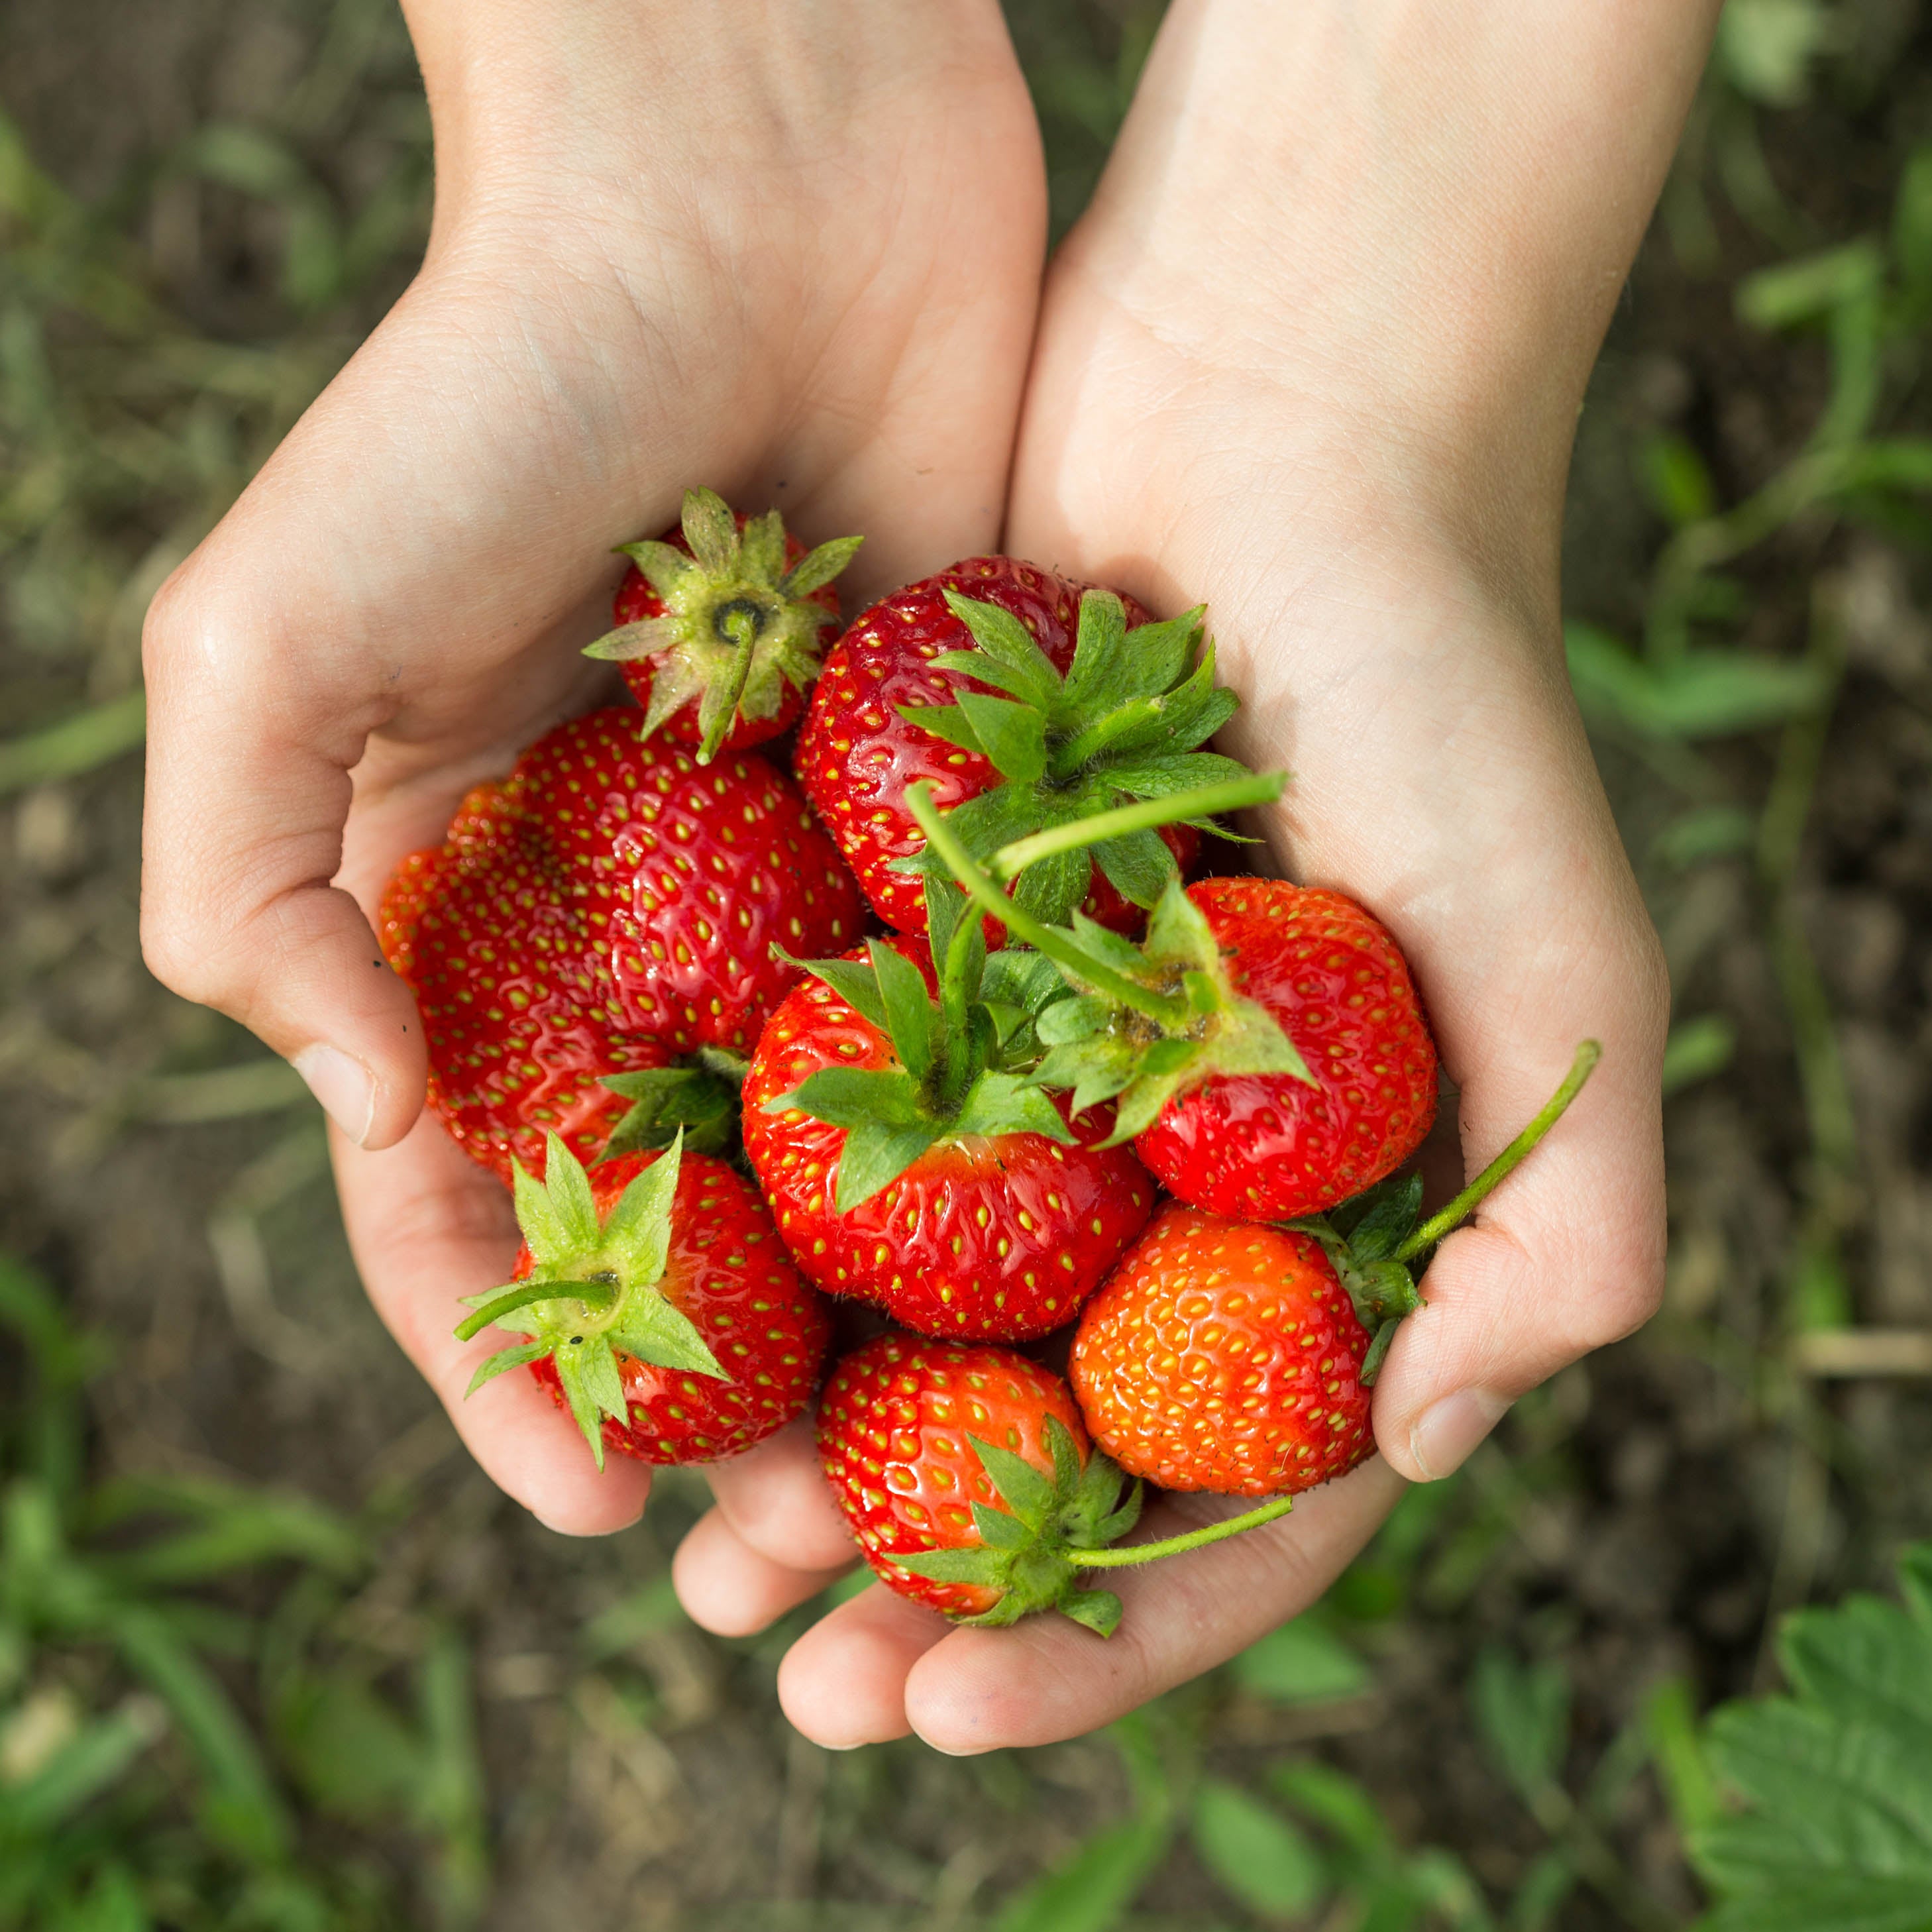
[674,0,1717,1748]
[139,0,1046,1534]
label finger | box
[1370,1028,1666,1481]
[331,1112,650,1534]
[702,1418,856,1572]
[673,1506,855,1638]
[898,1459,1404,1754]
[776,1583,952,1750]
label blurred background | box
[3,2,1931,1927]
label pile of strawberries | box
[380,489,1593,1634]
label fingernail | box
[293,1044,376,1146]
[1409,1388,1511,1481]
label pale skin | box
[140,0,1719,1750]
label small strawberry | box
[455,1130,830,1468]
[1069,1207,1375,1497]
[585,486,861,763]
[741,883,1155,1340]
[795,557,1245,939]
[1071,1044,1605,1493]
[818,1331,1300,1631]
[909,776,1438,1220]
[380,709,860,1181]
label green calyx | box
[584,484,862,763]
[600,1047,747,1163]
[1285,1040,1603,1385]
[904,773,1310,1142]
[765,879,1076,1212]
[890,587,1250,922]
[895,1417,1301,1633]
[453,1130,724,1470]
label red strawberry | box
[456,1131,830,1468]
[1128,880,1438,1219]
[905,769,1436,1220]
[379,708,860,1181]
[795,557,1243,940]
[816,1332,1141,1631]
[741,906,1154,1341]
[1069,1207,1374,1497]
[585,486,861,763]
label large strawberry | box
[741,884,1154,1340]
[584,486,861,763]
[380,709,860,1181]
[795,557,1247,939]
[1069,1207,1375,1496]
[909,777,1438,1220]
[819,1331,1301,1631]
[455,1130,830,1468]
[1072,1043,1606,1493]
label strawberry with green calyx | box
[741,879,1155,1340]
[1284,1039,1602,1385]
[909,775,1440,1220]
[455,1128,830,1469]
[796,555,1242,940]
[819,1332,1298,1633]
[1070,1045,1601,1496]
[598,1047,748,1163]
[586,486,862,765]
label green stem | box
[454,1279,615,1342]
[1395,1041,1601,1262]
[990,773,1287,881]
[1070,1494,1294,1568]
[906,784,1191,1029]
[697,603,763,762]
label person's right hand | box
[140,0,1046,1536]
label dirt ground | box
[4,3,1931,1928]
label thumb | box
[140,566,427,1150]
[1369,1030,1667,1482]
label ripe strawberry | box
[741,890,1155,1341]
[456,1131,830,1468]
[910,774,1437,1220]
[817,1332,1142,1631]
[1069,1207,1375,1497]
[795,557,1245,939]
[585,486,861,763]
[379,708,860,1181]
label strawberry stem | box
[1394,1040,1603,1262]
[1069,1493,1294,1567]
[988,772,1287,882]
[697,602,765,763]
[906,783,1193,1028]
[454,1277,617,1342]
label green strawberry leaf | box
[600,1065,737,1159]
[894,701,987,757]
[552,1348,615,1473]
[871,938,939,1082]
[681,486,738,573]
[967,1433,1057,1527]
[787,951,889,1034]
[1043,1415,1084,1498]
[780,531,863,598]
[896,1546,1011,1586]
[1093,827,1177,909]
[971,1503,1034,1551]
[771,1067,928,1131]
[1059,1589,1124,1638]
[941,590,1065,711]
[1336,1173,1424,1260]
[954,691,1049,784]
[608,1293,725,1381]
[834,1119,949,1210]
[1010,843,1093,928]
[600,1132,684,1286]
[1104,749,1256,798]
[463,1339,551,1398]
[616,537,694,600]
[951,1073,1077,1144]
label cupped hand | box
[139,0,1046,1534]
[678,0,1715,1748]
